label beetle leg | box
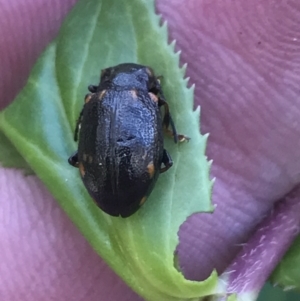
[158,98,175,140]
[74,108,84,142]
[68,151,79,167]
[156,75,163,84]
[88,85,97,93]
[158,98,170,126]
[160,149,173,173]
[164,126,191,143]
[158,98,190,143]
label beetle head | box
[99,63,158,92]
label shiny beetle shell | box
[68,63,187,217]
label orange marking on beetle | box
[147,162,155,179]
[129,89,138,99]
[148,92,158,102]
[79,162,85,177]
[98,89,106,100]
[84,94,93,103]
[139,196,147,206]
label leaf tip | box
[170,39,176,48]
[183,76,190,87]
[161,19,168,31]
[181,62,187,73]
[189,83,195,93]
[203,132,210,140]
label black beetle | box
[68,63,189,217]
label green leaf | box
[0,130,33,174]
[270,236,300,292]
[0,0,217,300]
[257,283,300,301]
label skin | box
[1,0,300,300]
